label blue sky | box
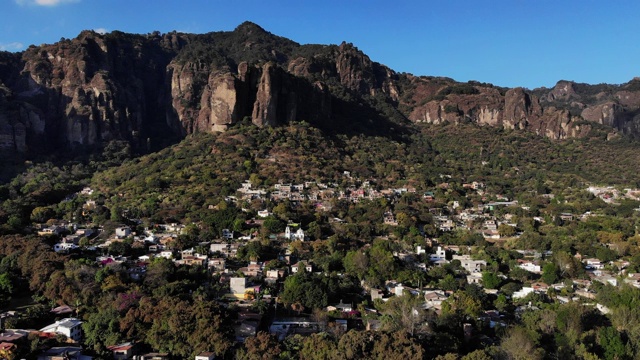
[1,0,639,89]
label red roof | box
[0,342,16,350]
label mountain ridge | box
[0,21,639,157]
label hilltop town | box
[2,160,640,359]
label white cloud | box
[0,42,24,52]
[16,0,80,6]
[94,28,108,35]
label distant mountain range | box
[1,21,639,156]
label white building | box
[222,229,234,240]
[230,277,247,298]
[512,287,535,299]
[429,246,447,262]
[291,261,312,273]
[53,243,79,253]
[518,261,542,273]
[40,318,83,342]
[195,352,216,360]
[115,227,131,238]
[157,250,174,259]
[424,290,448,310]
[285,226,305,241]
[452,254,486,273]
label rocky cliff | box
[1,22,639,156]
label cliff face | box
[0,30,183,154]
[404,77,640,140]
[1,22,640,156]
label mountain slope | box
[0,22,639,157]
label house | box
[467,272,483,285]
[424,290,447,310]
[265,269,287,284]
[266,269,286,279]
[40,318,83,342]
[157,251,173,259]
[38,225,66,236]
[624,273,640,288]
[284,226,305,241]
[483,220,497,231]
[210,243,229,253]
[512,287,535,299]
[230,277,247,299]
[51,305,75,316]
[423,192,435,201]
[452,255,486,273]
[593,274,617,286]
[438,219,455,232]
[269,317,324,341]
[472,181,485,190]
[209,243,239,258]
[133,353,169,360]
[234,311,262,342]
[584,258,604,270]
[195,352,216,360]
[291,261,312,274]
[177,255,206,267]
[107,342,135,360]
[400,284,420,296]
[0,329,28,343]
[37,346,93,360]
[429,246,447,263]
[148,244,164,252]
[560,213,574,222]
[370,289,384,301]
[257,210,271,218]
[483,201,518,211]
[75,228,95,238]
[383,212,398,226]
[531,282,549,292]
[115,227,132,239]
[208,258,226,272]
[222,229,234,240]
[53,242,79,253]
[517,260,541,273]
[239,263,262,277]
[327,300,353,312]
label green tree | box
[280,272,328,310]
[82,308,122,357]
[30,206,54,223]
[380,294,426,336]
[500,326,543,360]
[239,331,282,360]
[498,223,516,237]
[439,274,459,292]
[441,290,482,319]
[262,218,284,234]
[0,272,13,307]
[461,349,493,360]
[299,333,337,360]
[343,251,368,280]
[481,271,501,289]
[541,263,558,285]
[598,326,628,360]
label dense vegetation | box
[3,121,640,358]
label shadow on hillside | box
[307,94,414,142]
